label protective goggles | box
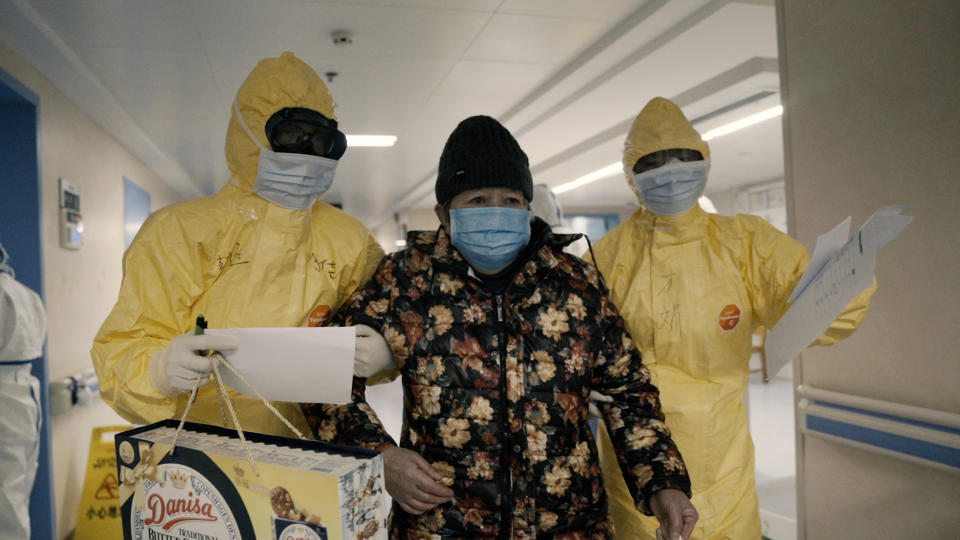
[633,148,704,174]
[264,107,347,159]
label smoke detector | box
[331,30,354,47]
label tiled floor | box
[749,367,798,540]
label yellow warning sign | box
[93,472,119,500]
[73,425,132,540]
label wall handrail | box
[797,385,960,431]
[797,385,960,474]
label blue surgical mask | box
[449,207,532,273]
[234,100,336,210]
[632,159,709,216]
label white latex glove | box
[354,324,394,378]
[588,390,614,419]
[148,333,238,397]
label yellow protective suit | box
[590,98,876,539]
[91,52,384,438]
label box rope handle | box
[170,350,307,476]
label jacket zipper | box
[435,256,526,536]
[496,294,513,539]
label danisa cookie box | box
[115,420,388,540]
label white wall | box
[710,178,787,232]
[562,205,636,225]
[368,207,441,254]
[777,0,960,537]
[0,41,184,537]
[405,206,443,232]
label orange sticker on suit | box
[718,303,741,331]
[308,304,331,327]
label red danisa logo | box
[278,523,324,540]
[135,464,238,539]
[145,491,217,529]
[718,304,741,331]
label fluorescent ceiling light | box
[552,162,622,194]
[701,105,783,141]
[346,135,397,147]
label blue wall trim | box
[806,415,960,469]
[812,400,960,436]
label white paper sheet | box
[766,205,913,377]
[205,327,355,404]
[787,216,851,303]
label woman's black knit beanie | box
[435,115,534,205]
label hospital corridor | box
[0,1,957,539]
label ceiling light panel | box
[346,135,397,147]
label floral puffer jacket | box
[302,221,690,539]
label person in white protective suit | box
[530,183,563,228]
[91,52,385,437]
[529,183,593,257]
[0,242,47,539]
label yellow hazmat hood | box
[622,97,710,198]
[224,52,337,189]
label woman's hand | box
[381,446,454,515]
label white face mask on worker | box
[633,159,709,216]
[234,99,337,210]
[253,149,336,210]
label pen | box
[195,314,207,335]
[194,315,209,355]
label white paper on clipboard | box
[206,327,355,404]
[787,216,851,303]
[766,205,913,378]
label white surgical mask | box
[234,100,336,210]
[253,149,337,210]
[632,159,709,216]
